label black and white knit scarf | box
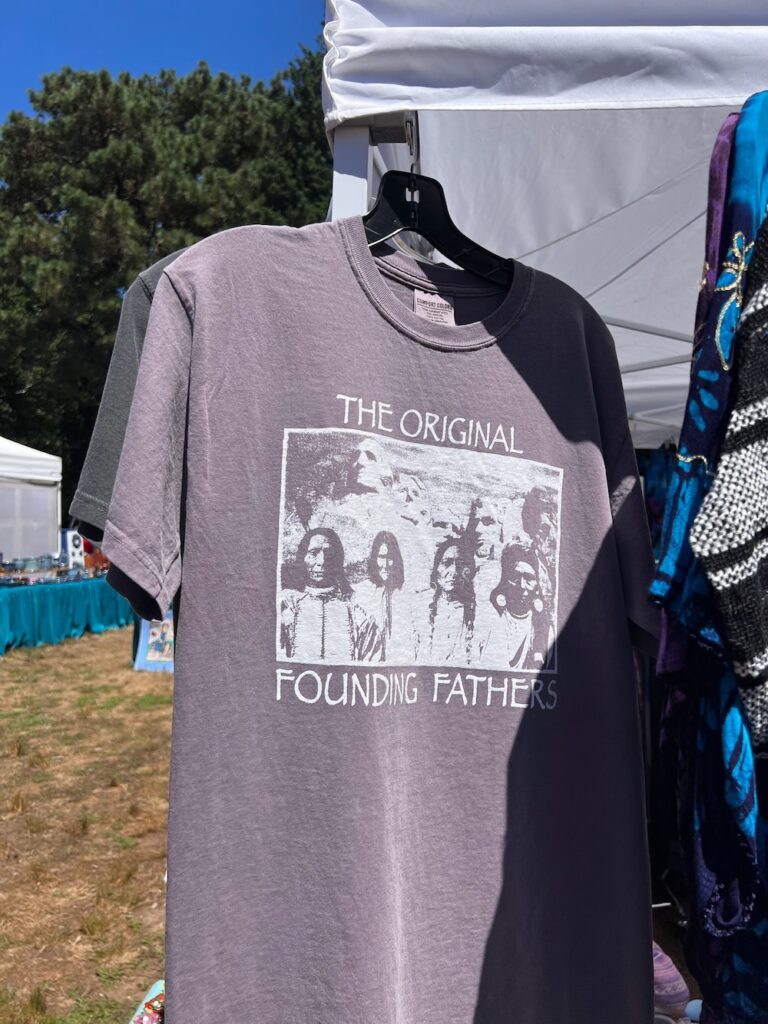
[690,215,768,726]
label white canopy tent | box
[323,3,768,446]
[0,437,61,560]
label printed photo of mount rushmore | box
[277,428,562,672]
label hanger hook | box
[405,111,420,228]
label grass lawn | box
[0,627,171,1024]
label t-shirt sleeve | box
[68,275,152,540]
[586,307,660,657]
[101,271,192,621]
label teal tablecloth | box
[0,577,133,653]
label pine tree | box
[0,45,332,511]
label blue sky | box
[0,0,326,120]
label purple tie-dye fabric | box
[694,113,741,355]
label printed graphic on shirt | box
[276,428,562,671]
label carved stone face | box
[396,473,430,525]
[348,440,392,492]
[474,500,502,559]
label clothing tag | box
[413,288,455,326]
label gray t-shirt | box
[102,216,658,1024]
[69,249,185,541]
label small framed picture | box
[134,609,174,673]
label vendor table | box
[0,577,132,653]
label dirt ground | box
[0,627,170,1024]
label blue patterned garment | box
[640,445,677,560]
[667,649,768,1023]
[699,674,768,1024]
[651,93,768,1024]
[650,91,768,649]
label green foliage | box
[0,46,331,512]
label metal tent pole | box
[330,125,372,219]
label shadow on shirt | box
[472,489,656,1023]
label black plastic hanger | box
[363,169,515,289]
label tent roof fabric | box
[324,5,768,129]
[323,5,768,446]
[0,436,62,484]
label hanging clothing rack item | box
[643,89,768,1024]
[69,249,187,544]
[691,213,768,705]
[650,91,768,647]
[95,203,660,1022]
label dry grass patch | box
[0,628,172,1023]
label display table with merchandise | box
[0,576,133,653]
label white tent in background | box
[0,436,61,560]
[323,2,768,446]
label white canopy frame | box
[323,4,768,447]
